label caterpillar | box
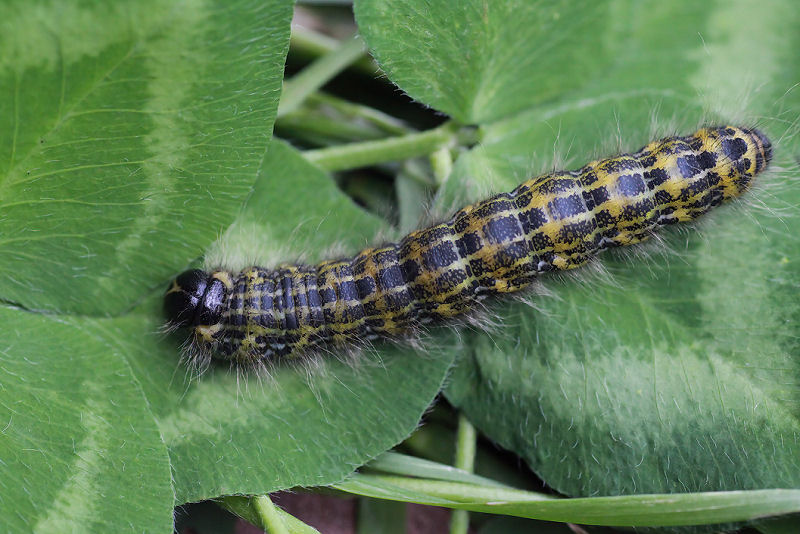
[165,125,772,367]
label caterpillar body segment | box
[164,126,773,366]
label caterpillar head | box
[164,269,232,345]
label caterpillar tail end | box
[748,127,773,167]
[700,126,773,202]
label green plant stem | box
[277,93,412,147]
[308,93,411,136]
[430,146,454,184]
[220,496,321,534]
[278,112,389,145]
[450,414,478,534]
[335,474,800,527]
[252,494,291,534]
[279,34,367,118]
[304,123,461,172]
[453,414,477,473]
[290,24,377,76]
[365,451,508,488]
[400,423,539,491]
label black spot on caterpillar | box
[165,126,772,367]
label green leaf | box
[438,0,800,503]
[0,0,292,315]
[97,141,454,504]
[204,140,392,270]
[0,1,296,530]
[354,0,613,124]
[0,306,172,532]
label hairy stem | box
[308,92,411,136]
[290,24,377,76]
[276,92,412,147]
[278,111,390,145]
[304,122,464,172]
[220,496,320,534]
[449,414,478,534]
[279,34,367,118]
[430,146,454,184]
[252,494,290,534]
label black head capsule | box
[164,269,230,334]
[165,269,208,327]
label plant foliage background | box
[0,0,798,532]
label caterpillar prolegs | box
[165,126,773,366]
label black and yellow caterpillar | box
[165,126,772,366]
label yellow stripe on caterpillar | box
[164,125,772,366]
